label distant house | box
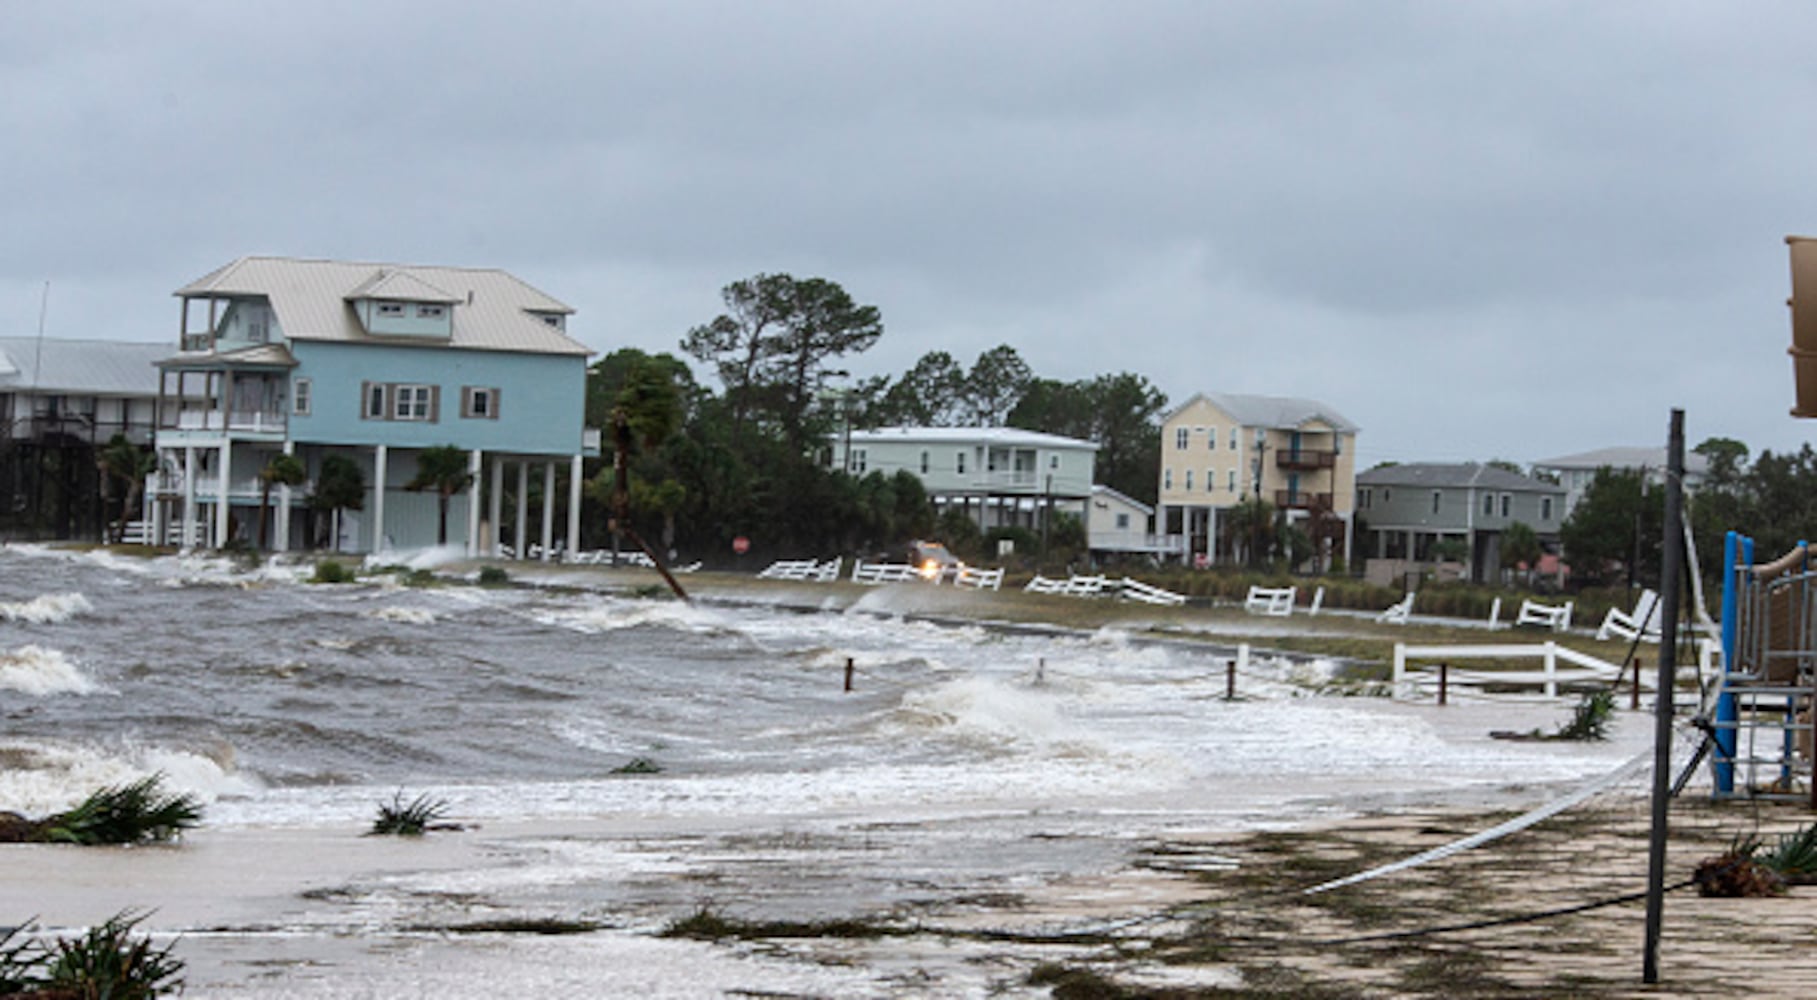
[829,426,1097,535]
[1086,484,1165,560]
[151,256,598,554]
[1156,392,1359,566]
[1,337,167,541]
[1530,446,1708,519]
[1356,462,1565,585]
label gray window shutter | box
[429,385,441,423]
[490,387,501,420]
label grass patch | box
[659,906,906,941]
[1,911,184,998]
[476,565,510,586]
[401,568,438,588]
[609,757,662,775]
[405,918,603,935]
[367,792,453,836]
[0,774,200,845]
[311,559,356,584]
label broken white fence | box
[757,557,843,582]
[1024,574,1186,605]
[1515,599,1574,631]
[1244,585,1296,617]
[1392,642,1627,699]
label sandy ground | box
[6,564,1813,997]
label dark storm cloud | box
[6,0,1817,463]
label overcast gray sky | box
[6,1,1816,469]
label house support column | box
[372,444,388,554]
[489,457,505,557]
[540,461,555,561]
[1342,511,1354,568]
[181,446,197,550]
[567,453,582,557]
[214,440,232,549]
[277,440,295,553]
[514,462,529,560]
[466,449,483,557]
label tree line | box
[1559,436,1817,590]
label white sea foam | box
[0,645,98,695]
[0,591,93,623]
[366,544,471,571]
[537,598,733,635]
[0,738,259,816]
[366,606,438,625]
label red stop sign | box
[732,536,750,555]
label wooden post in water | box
[1631,658,1642,711]
[1226,659,1236,700]
[844,657,854,692]
[1438,663,1449,706]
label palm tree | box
[257,453,309,550]
[405,445,473,546]
[610,360,689,600]
[95,434,158,543]
[309,454,366,551]
[1224,496,1275,569]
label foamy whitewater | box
[0,544,1651,997]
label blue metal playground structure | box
[1712,530,1817,806]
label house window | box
[1500,494,1511,518]
[1229,427,1238,450]
[1483,492,1494,516]
[1050,454,1060,470]
[1164,468,1173,490]
[462,386,500,419]
[377,302,404,317]
[417,304,446,319]
[850,448,867,474]
[919,450,929,474]
[539,314,563,328]
[1542,496,1554,521]
[1205,469,1214,492]
[1184,469,1194,491]
[1116,513,1130,530]
[1432,490,1443,515]
[1227,469,1237,492]
[955,451,966,475]
[1359,488,1371,510]
[1175,427,1189,450]
[292,377,312,417]
[394,384,433,421]
[364,383,387,419]
[1207,426,1217,449]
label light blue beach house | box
[150,256,597,555]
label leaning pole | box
[1643,408,1685,984]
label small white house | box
[1086,484,1165,558]
[829,426,1097,532]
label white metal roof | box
[1531,446,1709,476]
[846,426,1100,450]
[0,337,166,396]
[173,256,588,356]
[1167,391,1359,433]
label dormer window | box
[377,303,405,317]
[417,304,445,319]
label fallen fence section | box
[1025,574,1186,606]
[1392,640,1718,701]
[1244,585,1296,617]
[757,557,843,582]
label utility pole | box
[1642,411,1684,984]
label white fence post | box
[1544,641,1557,698]
[1392,643,1406,699]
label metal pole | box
[1643,408,1685,985]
